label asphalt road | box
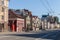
[0,30,60,40]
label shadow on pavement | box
[6,30,60,40]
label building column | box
[58,24,60,29]
[4,22,8,32]
[42,21,45,29]
[51,24,54,29]
[48,22,50,29]
[45,22,47,29]
[59,24,60,28]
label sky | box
[9,0,60,21]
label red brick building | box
[8,9,24,32]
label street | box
[0,30,60,40]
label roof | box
[9,9,22,18]
[32,16,38,18]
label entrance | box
[0,23,4,32]
[8,20,17,32]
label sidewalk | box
[45,29,60,31]
[0,31,36,34]
[0,32,17,34]
[0,30,42,34]
[0,30,53,34]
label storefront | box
[17,19,24,32]
[8,18,24,32]
[9,10,24,32]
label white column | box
[59,24,60,28]
[45,22,47,29]
[57,24,59,29]
[51,24,54,29]
[48,22,50,29]
[42,21,44,29]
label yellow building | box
[0,0,9,32]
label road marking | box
[35,38,52,40]
[41,32,55,37]
[35,39,39,40]
[0,36,12,38]
[16,37,20,39]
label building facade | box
[0,0,9,32]
[12,9,32,31]
[32,16,41,31]
[22,9,32,31]
[9,9,24,32]
[41,14,60,30]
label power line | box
[40,0,51,13]
[45,0,54,13]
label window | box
[2,7,4,12]
[1,16,4,20]
[2,0,4,5]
